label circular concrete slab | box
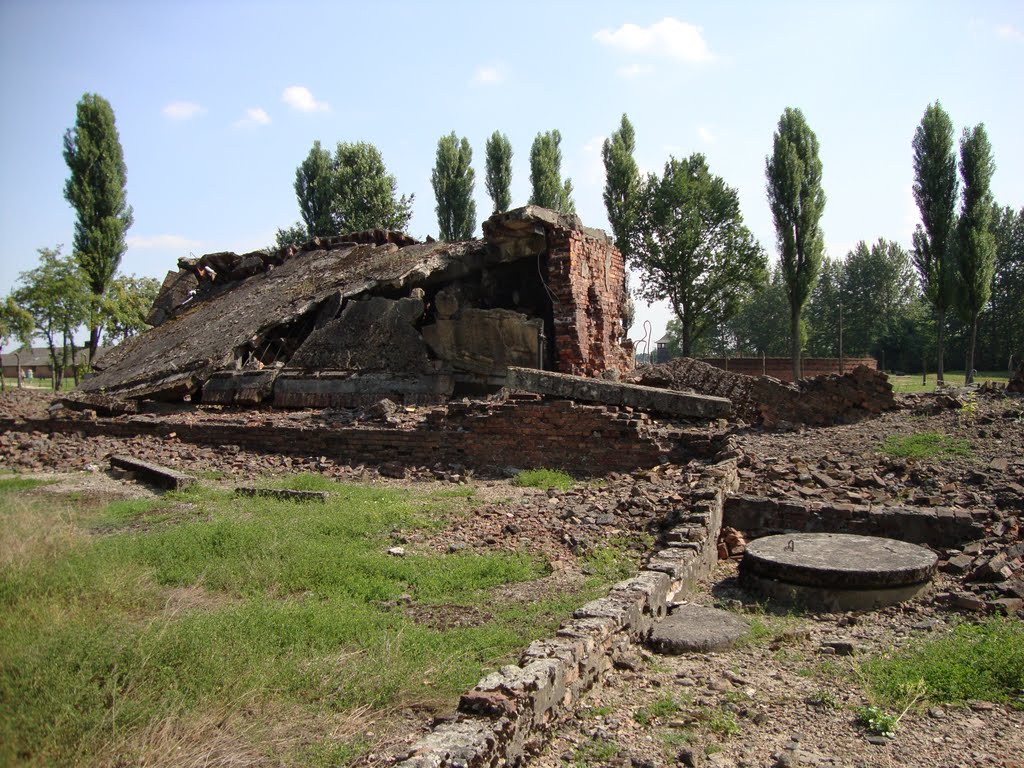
[741,533,937,590]
[647,604,750,655]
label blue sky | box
[2,0,1022,346]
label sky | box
[2,0,1022,349]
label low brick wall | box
[697,357,877,382]
[1,399,726,478]
[396,459,739,767]
[724,494,988,549]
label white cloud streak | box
[473,66,502,84]
[162,101,205,120]
[282,85,329,112]
[618,63,654,78]
[996,23,1023,42]
[127,234,201,250]
[235,108,271,128]
[697,125,717,144]
[594,18,716,62]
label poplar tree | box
[529,130,575,214]
[431,132,477,241]
[956,124,996,384]
[911,101,958,383]
[63,93,133,364]
[484,131,513,214]
[765,107,826,380]
[602,114,641,331]
[294,140,335,238]
[602,114,640,257]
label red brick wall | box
[7,400,723,477]
[696,357,876,382]
[546,229,632,378]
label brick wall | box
[546,229,632,378]
[724,494,987,549]
[697,357,877,382]
[9,399,725,477]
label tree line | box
[275,129,578,246]
[647,103,1018,379]
[6,93,1019,391]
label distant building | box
[655,334,672,364]
[1,346,108,381]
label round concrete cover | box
[647,604,750,654]
[742,533,937,590]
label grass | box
[572,738,621,766]
[512,468,574,490]
[634,694,685,726]
[860,619,1024,711]
[880,432,973,459]
[0,476,54,495]
[887,370,1009,393]
[0,474,615,766]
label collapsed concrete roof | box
[80,207,633,405]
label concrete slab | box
[505,367,731,419]
[741,533,938,590]
[109,454,197,491]
[647,604,750,654]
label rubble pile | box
[626,357,897,428]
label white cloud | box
[618,63,654,78]
[281,85,329,112]
[473,66,502,84]
[594,17,716,62]
[996,23,1023,42]
[697,125,717,144]
[127,234,201,250]
[235,108,271,128]
[162,101,205,120]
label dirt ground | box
[1,387,1022,767]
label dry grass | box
[0,493,81,568]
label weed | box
[957,393,979,424]
[880,432,972,460]
[859,619,1024,710]
[634,694,684,725]
[572,738,621,765]
[661,729,694,748]
[512,468,574,490]
[584,704,614,717]
[580,537,646,583]
[806,689,840,709]
[856,705,898,737]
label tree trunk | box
[965,313,979,385]
[936,306,946,383]
[682,316,692,358]
[790,307,801,381]
[89,325,101,367]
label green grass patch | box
[512,468,574,490]
[572,738,621,766]
[0,476,53,495]
[0,474,611,766]
[880,432,972,459]
[860,619,1024,710]
[887,371,1009,393]
[634,694,685,725]
[580,535,652,584]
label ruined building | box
[79,207,633,406]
